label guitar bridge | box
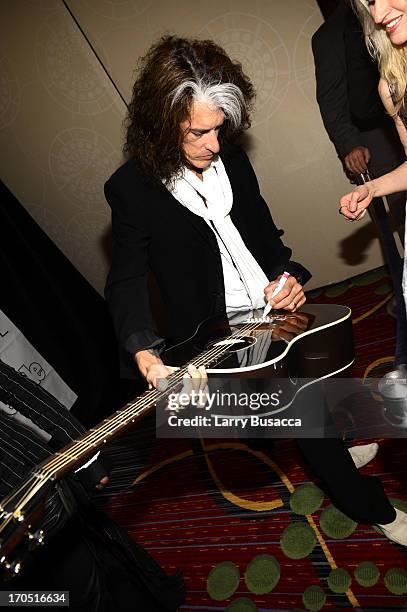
[245,314,291,324]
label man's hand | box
[135,350,207,393]
[339,183,372,221]
[95,476,109,491]
[344,146,370,174]
[264,275,306,312]
[135,349,175,389]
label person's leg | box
[296,437,395,524]
[294,383,395,525]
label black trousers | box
[247,381,396,526]
[119,378,396,527]
[295,382,395,525]
[296,437,395,524]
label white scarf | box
[168,157,269,310]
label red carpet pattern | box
[101,266,407,611]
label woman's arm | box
[339,78,407,220]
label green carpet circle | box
[207,561,240,601]
[389,497,407,513]
[327,568,352,594]
[225,597,258,611]
[325,283,349,297]
[244,554,280,594]
[384,568,407,595]
[374,283,391,295]
[354,561,380,587]
[319,505,357,539]
[289,484,324,515]
[307,288,323,299]
[353,268,387,286]
[302,585,326,611]
[280,522,317,559]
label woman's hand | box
[264,274,306,312]
[339,184,372,221]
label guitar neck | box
[37,346,229,481]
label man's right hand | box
[344,146,370,175]
[135,349,174,389]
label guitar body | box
[163,303,354,380]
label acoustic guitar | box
[0,303,353,578]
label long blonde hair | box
[353,0,407,115]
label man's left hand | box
[264,275,306,312]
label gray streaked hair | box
[170,78,245,128]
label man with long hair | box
[105,35,407,544]
[105,35,309,387]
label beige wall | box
[0,0,385,293]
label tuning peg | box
[27,529,45,549]
[1,556,22,576]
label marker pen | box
[263,271,290,317]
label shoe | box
[348,442,379,469]
[377,508,407,546]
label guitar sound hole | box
[207,335,257,353]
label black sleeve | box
[0,360,109,491]
[312,29,363,160]
[104,180,163,355]
[0,415,49,497]
[0,360,85,445]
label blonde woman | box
[339,0,407,545]
[339,1,407,306]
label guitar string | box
[0,319,267,524]
[4,309,307,544]
[35,319,263,473]
[1,321,260,526]
[26,321,260,478]
[38,320,260,470]
[2,314,279,522]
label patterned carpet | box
[100,266,407,612]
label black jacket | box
[104,145,311,376]
[0,359,106,536]
[312,4,385,160]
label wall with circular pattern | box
[0,0,385,293]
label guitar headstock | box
[0,500,46,581]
